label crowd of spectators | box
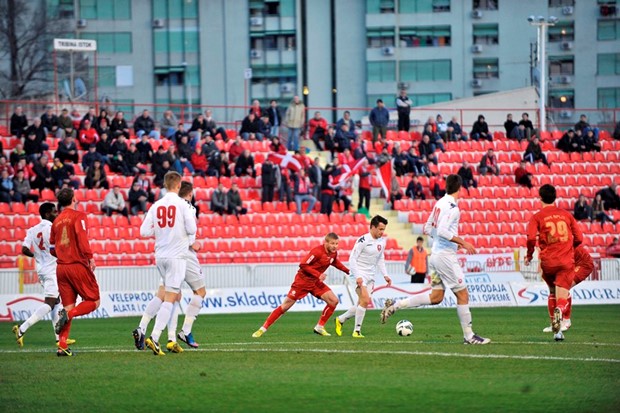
[573,184,620,227]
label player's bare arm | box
[450,236,476,254]
[21,246,34,258]
[384,275,392,286]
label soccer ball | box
[396,320,414,336]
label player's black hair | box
[539,184,557,204]
[416,236,424,242]
[445,174,462,195]
[370,215,388,228]
[39,202,56,219]
[56,188,75,207]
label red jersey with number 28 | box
[526,205,582,265]
[298,245,349,279]
[50,207,93,268]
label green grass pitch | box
[1,305,619,413]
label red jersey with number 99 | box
[526,205,583,264]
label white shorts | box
[429,253,467,293]
[39,272,59,298]
[156,258,187,293]
[184,252,205,291]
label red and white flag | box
[267,152,302,172]
[335,157,368,186]
[376,160,393,197]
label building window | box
[96,66,116,87]
[155,67,185,87]
[250,65,297,84]
[367,94,396,107]
[400,60,451,81]
[473,24,499,45]
[548,21,574,42]
[367,0,394,14]
[399,0,450,13]
[79,0,131,20]
[367,28,395,47]
[251,32,296,51]
[114,99,134,115]
[473,58,499,79]
[549,0,575,6]
[154,31,199,53]
[598,20,620,40]
[367,61,396,82]
[549,89,574,108]
[79,32,132,53]
[549,56,574,75]
[598,87,620,108]
[598,53,620,75]
[48,0,75,18]
[411,93,452,106]
[399,26,451,47]
[473,0,498,10]
[153,0,197,19]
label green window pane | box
[433,60,451,80]
[185,31,199,53]
[153,0,166,19]
[367,62,395,82]
[113,0,131,19]
[115,99,134,114]
[367,0,381,14]
[367,94,394,107]
[187,66,200,86]
[183,0,198,18]
[96,0,113,19]
[80,0,96,19]
[598,88,620,108]
[98,34,114,53]
[115,33,132,53]
[154,32,169,53]
[368,62,382,82]
[416,61,434,81]
[169,0,183,19]
[598,21,617,41]
[400,61,415,81]
[97,66,116,87]
[598,54,616,76]
[169,32,184,51]
[473,24,498,36]
[280,0,295,17]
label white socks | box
[182,294,203,335]
[151,301,173,342]
[396,294,432,310]
[20,303,52,334]
[139,296,162,334]
[167,302,180,342]
[457,304,474,340]
[354,305,366,332]
[52,304,61,340]
[338,306,357,324]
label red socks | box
[263,306,285,329]
[547,294,556,320]
[556,297,569,317]
[68,301,97,319]
[58,320,72,349]
[317,305,336,327]
[564,294,572,319]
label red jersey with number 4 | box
[298,245,349,279]
[526,205,582,264]
[50,207,93,268]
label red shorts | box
[287,273,331,301]
[573,261,594,286]
[541,262,574,291]
[57,263,100,305]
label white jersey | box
[424,194,460,254]
[22,220,57,276]
[348,232,388,284]
[140,192,197,259]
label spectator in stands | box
[51,157,79,190]
[70,108,82,130]
[321,126,336,158]
[40,107,59,136]
[78,120,99,150]
[337,111,356,136]
[470,114,491,141]
[229,135,244,163]
[436,114,448,141]
[393,144,409,177]
[0,155,14,177]
[82,144,103,172]
[55,135,79,164]
[278,166,294,204]
[351,135,366,160]
[95,109,110,133]
[406,175,425,200]
[257,115,272,141]
[160,110,178,139]
[518,112,535,140]
[134,109,160,140]
[269,136,287,154]
[13,169,37,203]
[84,159,108,190]
[574,114,599,141]
[227,182,247,216]
[389,175,403,209]
[210,152,231,178]
[319,164,336,215]
[510,124,526,142]
[234,149,255,177]
[23,131,45,163]
[396,89,413,132]
[188,113,207,143]
[204,109,229,142]
[249,100,263,118]
[504,113,518,138]
[190,145,208,177]
[308,111,328,151]
[557,129,578,153]
[447,116,464,141]
[176,135,195,172]
[165,144,192,175]
[109,137,133,176]
[613,121,620,140]
[96,117,111,140]
[110,111,130,139]
[128,181,148,215]
[10,106,28,138]
[102,185,129,218]
[478,149,500,175]
[31,155,54,192]
[306,157,322,200]
[596,183,620,210]
[584,129,601,152]
[334,123,354,153]
[426,123,446,152]
[9,143,26,168]
[284,95,305,151]
[0,169,22,203]
[201,133,219,160]
[26,117,48,145]
[56,108,75,139]
[405,236,428,284]
[153,159,172,187]
[432,175,446,200]
[514,160,533,189]
[369,99,390,143]
[457,161,477,190]
[573,194,593,221]
[607,238,620,258]
[592,193,617,226]
[261,156,277,203]
[125,143,142,175]
[523,137,550,166]
[293,168,316,214]
[357,159,372,212]
[135,134,153,164]
[133,171,155,203]
[240,112,261,141]
[418,135,438,166]
[79,107,97,130]
[267,100,282,138]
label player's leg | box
[166,295,184,353]
[13,296,56,347]
[134,286,165,350]
[55,265,77,356]
[179,257,206,347]
[335,274,363,332]
[565,264,594,328]
[352,284,372,338]
[314,287,339,336]
[551,265,573,338]
[253,296,296,337]
[541,272,557,332]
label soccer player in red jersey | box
[525,184,583,341]
[252,233,350,337]
[50,188,100,356]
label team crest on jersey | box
[377,245,382,251]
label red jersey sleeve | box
[298,246,325,279]
[331,255,350,274]
[526,215,539,260]
[74,212,93,259]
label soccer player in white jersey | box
[12,203,74,348]
[381,174,490,345]
[335,215,392,338]
[140,171,197,356]
[132,181,206,353]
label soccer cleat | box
[464,334,491,345]
[552,307,563,334]
[562,319,571,330]
[12,325,24,348]
[133,328,145,350]
[380,299,395,324]
[554,331,565,341]
[177,331,199,348]
[166,341,184,353]
[56,339,76,347]
[542,325,553,333]
[313,326,331,336]
[56,347,73,357]
[145,336,165,356]
[252,329,264,338]
[55,308,69,334]
[335,318,343,337]
[352,331,365,339]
